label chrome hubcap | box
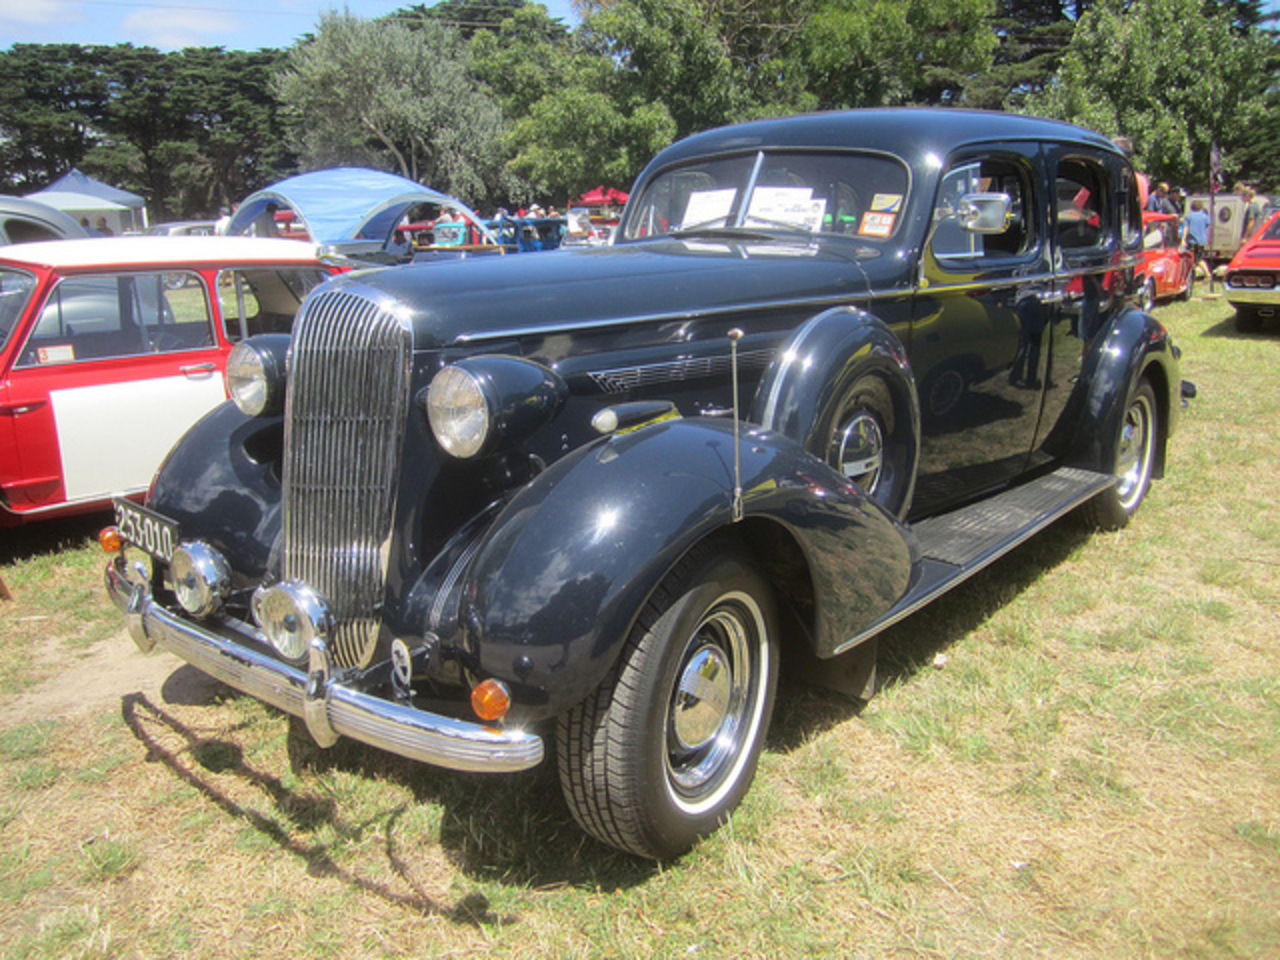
[666,596,762,800]
[831,411,884,493]
[672,645,732,751]
[1115,394,1153,509]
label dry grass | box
[0,296,1277,959]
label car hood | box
[327,238,908,349]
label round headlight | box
[226,337,288,417]
[427,365,491,458]
[170,541,231,618]
[252,581,331,662]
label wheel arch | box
[458,417,915,722]
[1055,305,1179,479]
[750,305,920,519]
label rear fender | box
[1063,305,1179,476]
[751,306,919,519]
[458,417,915,721]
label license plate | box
[113,498,181,564]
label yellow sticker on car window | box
[859,212,897,238]
[870,194,904,213]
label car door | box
[910,144,1054,515]
[5,269,226,512]
[1031,149,1137,464]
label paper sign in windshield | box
[681,188,737,230]
[746,187,827,232]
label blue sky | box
[0,0,579,53]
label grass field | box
[0,296,1277,959]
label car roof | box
[642,108,1121,171]
[0,235,325,269]
[0,196,91,240]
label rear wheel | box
[1140,277,1156,312]
[1078,379,1158,530]
[557,538,778,859]
[1180,268,1195,301]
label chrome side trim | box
[588,348,773,394]
[106,558,544,773]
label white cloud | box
[0,0,82,28]
[121,8,243,50]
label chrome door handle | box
[180,362,217,376]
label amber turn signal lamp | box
[471,679,511,722]
[99,527,123,553]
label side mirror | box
[957,193,1013,234]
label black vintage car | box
[104,109,1191,859]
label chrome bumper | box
[105,555,544,773]
[1224,287,1278,307]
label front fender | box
[1062,305,1180,475]
[146,401,283,584]
[459,417,915,721]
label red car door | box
[3,268,227,516]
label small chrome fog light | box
[169,541,231,618]
[253,581,331,661]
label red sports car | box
[1137,212,1195,311]
[1,236,343,523]
[1224,210,1280,332]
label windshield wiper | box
[670,224,779,242]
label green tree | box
[273,10,512,203]
[1025,0,1271,188]
[171,48,296,216]
[0,44,111,192]
[799,0,997,108]
[581,0,745,139]
[962,0,1081,110]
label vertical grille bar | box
[281,288,412,669]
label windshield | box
[619,150,910,243]
[0,267,38,355]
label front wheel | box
[1077,379,1158,530]
[557,539,778,859]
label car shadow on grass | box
[115,514,1093,906]
[768,514,1094,751]
[120,687,657,922]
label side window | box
[1121,166,1143,249]
[931,157,1034,262]
[218,267,330,340]
[17,272,213,367]
[1055,157,1110,252]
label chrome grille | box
[282,288,412,669]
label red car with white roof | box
[1224,210,1280,332]
[1,236,343,523]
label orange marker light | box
[471,679,511,722]
[99,527,123,553]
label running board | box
[835,466,1114,657]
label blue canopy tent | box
[225,167,498,259]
